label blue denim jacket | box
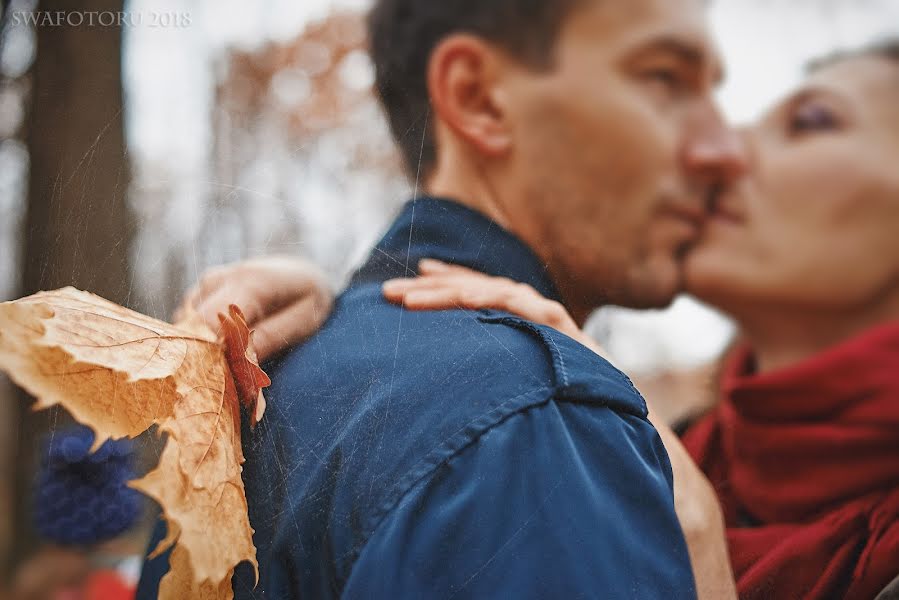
[137,197,696,599]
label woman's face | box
[684,55,899,317]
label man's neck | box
[426,156,599,325]
[425,152,515,233]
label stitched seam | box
[545,332,570,387]
[341,385,556,580]
[479,314,646,416]
[369,384,552,526]
[363,385,552,535]
[478,314,568,389]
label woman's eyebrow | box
[783,86,846,109]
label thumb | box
[250,291,333,361]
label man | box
[138,0,746,597]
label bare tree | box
[11,0,132,571]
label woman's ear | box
[426,34,513,158]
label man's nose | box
[682,116,749,184]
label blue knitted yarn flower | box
[33,425,142,547]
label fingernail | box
[382,279,411,293]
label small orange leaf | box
[218,305,269,427]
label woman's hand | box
[384,258,737,600]
[662,429,737,600]
[382,258,608,355]
[174,256,334,361]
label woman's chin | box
[682,243,746,308]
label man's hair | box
[807,37,899,73]
[367,0,584,181]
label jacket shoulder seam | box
[341,384,587,583]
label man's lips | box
[664,202,706,230]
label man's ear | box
[427,34,513,158]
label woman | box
[378,42,899,599]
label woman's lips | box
[709,207,743,226]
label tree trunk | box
[12,0,132,571]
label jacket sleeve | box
[342,399,697,599]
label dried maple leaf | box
[0,288,268,600]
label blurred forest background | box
[0,0,897,587]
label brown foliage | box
[0,288,269,600]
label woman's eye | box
[789,102,839,134]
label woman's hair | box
[807,38,899,72]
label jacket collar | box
[350,196,562,303]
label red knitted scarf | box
[683,323,899,599]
